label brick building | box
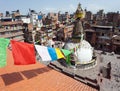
[107,12,119,26]
[56,25,73,41]
[43,12,58,29]
[91,25,113,51]
[64,25,73,41]
[23,23,34,43]
[112,35,120,54]
[85,11,93,22]
[85,29,96,46]
[96,10,104,21]
[0,13,3,18]
[58,12,70,23]
[0,17,24,41]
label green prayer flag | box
[0,38,10,68]
[66,55,71,65]
[61,49,72,56]
[61,49,72,65]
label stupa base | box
[70,57,97,70]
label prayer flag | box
[55,48,64,59]
[35,45,65,62]
[0,38,10,67]
[11,40,36,65]
[61,49,72,65]
[35,45,52,61]
[61,49,72,56]
[47,47,57,61]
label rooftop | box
[85,29,95,32]
[91,25,113,29]
[47,50,120,91]
[0,49,97,91]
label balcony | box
[13,36,24,41]
[0,21,23,26]
[0,31,24,38]
[0,27,23,33]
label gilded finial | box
[75,3,85,19]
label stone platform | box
[46,52,101,90]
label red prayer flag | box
[11,40,36,65]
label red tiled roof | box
[0,49,97,91]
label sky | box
[0,0,120,15]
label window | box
[54,13,56,16]
[117,39,119,42]
[102,33,104,36]
[5,26,8,29]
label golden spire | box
[75,3,85,19]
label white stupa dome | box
[64,40,93,63]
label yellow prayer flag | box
[55,48,65,59]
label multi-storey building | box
[43,12,58,29]
[64,25,73,40]
[0,17,24,41]
[58,12,70,23]
[96,10,104,21]
[107,12,119,26]
[112,35,120,54]
[91,25,113,51]
[23,23,33,43]
[85,29,96,46]
[0,13,3,19]
[47,12,58,22]
[85,11,93,22]
[29,10,43,28]
[56,25,73,41]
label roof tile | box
[0,49,97,91]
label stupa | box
[64,3,96,69]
